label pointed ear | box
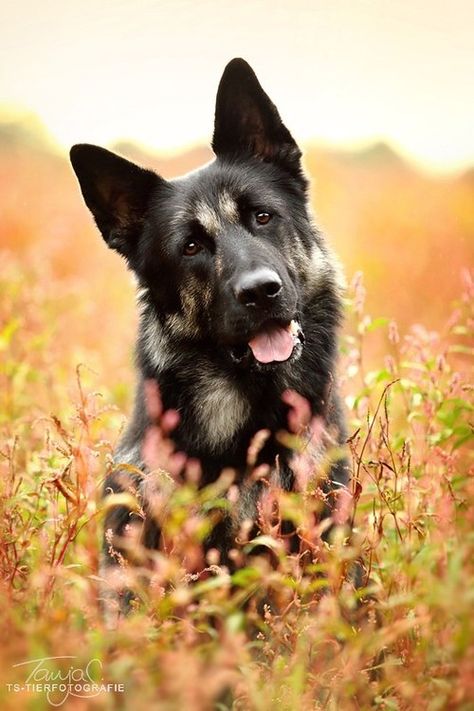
[212,58,305,185]
[70,144,161,256]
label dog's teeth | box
[287,319,305,345]
[288,319,302,341]
[289,319,299,336]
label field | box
[0,120,473,710]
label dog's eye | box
[183,240,203,256]
[255,211,272,225]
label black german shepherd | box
[70,58,349,601]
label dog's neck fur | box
[125,278,342,469]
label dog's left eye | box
[255,211,272,225]
[183,240,203,256]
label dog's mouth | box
[229,319,305,367]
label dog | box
[70,58,349,609]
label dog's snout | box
[234,268,282,308]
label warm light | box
[1,0,473,173]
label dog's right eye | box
[183,240,203,256]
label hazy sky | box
[1,0,473,173]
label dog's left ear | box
[212,58,305,185]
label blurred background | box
[1,0,473,385]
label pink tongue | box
[248,326,294,364]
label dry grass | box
[1,249,472,709]
[0,130,473,709]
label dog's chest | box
[190,371,251,453]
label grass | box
[0,251,473,710]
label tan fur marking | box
[215,253,224,277]
[306,244,347,295]
[166,313,201,339]
[195,200,221,235]
[137,289,172,371]
[193,373,250,452]
[218,191,239,222]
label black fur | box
[70,58,349,592]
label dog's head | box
[71,59,335,369]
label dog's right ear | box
[70,144,161,256]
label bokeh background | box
[1,0,473,395]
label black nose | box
[234,268,282,308]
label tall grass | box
[0,252,473,709]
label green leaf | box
[366,317,389,332]
[232,567,261,587]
